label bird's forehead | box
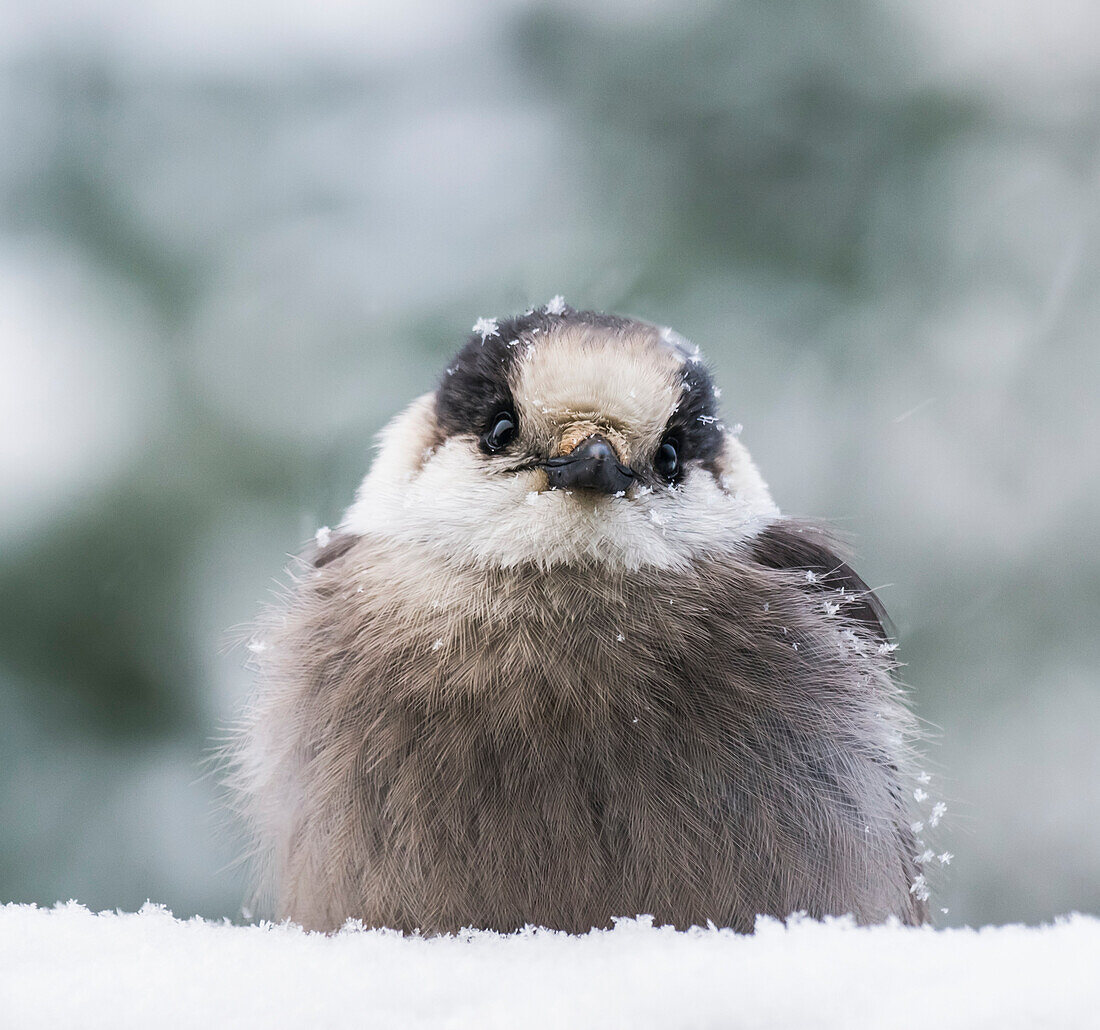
[511,324,682,431]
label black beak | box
[543,435,635,495]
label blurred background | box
[2,0,1098,930]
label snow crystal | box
[431,639,444,652]
[805,570,818,584]
[930,802,947,827]
[917,771,932,784]
[544,295,567,316]
[911,821,925,834]
[314,525,332,548]
[3,903,1098,1030]
[916,850,935,865]
[914,788,929,804]
[877,642,899,655]
[472,317,499,341]
[616,633,626,643]
[823,601,840,616]
[939,853,954,866]
[246,639,267,655]
[909,874,931,902]
[697,414,719,425]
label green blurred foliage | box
[2,0,1098,924]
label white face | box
[341,320,778,570]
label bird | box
[232,301,928,934]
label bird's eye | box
[655,438,679,480]
[482,411,517,453]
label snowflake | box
[914,788,929,803]
[929,802,947,827]
[938,852,953,866]
[431,639,444,652]
[878,641,899,655]
[804,570,818,584]
[545,295,567,315]
[910,821,924,834]
[823,601,840,616]
[246,639,267,655]
[697,414,719,425]
[909,874,930,902]
[915,849,935,864]
[616,633,625,643]
[917,771,932,784]
[315,525,332,548]
[472,316,499,341]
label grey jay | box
[233,302,927,933]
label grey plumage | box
[231,306,926,933]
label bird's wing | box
[746,518,893,641]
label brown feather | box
[233,526,925,933]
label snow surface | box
[1,903,1097,1029]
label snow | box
[1,904,1098,1030]
[544,294,567,315]
[471,317,499,341]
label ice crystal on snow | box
[472,317,499,340]
[545,295,567,315]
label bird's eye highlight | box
[655,438,679,480]
[482,411,517,453]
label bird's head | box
[342,303,777,569]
